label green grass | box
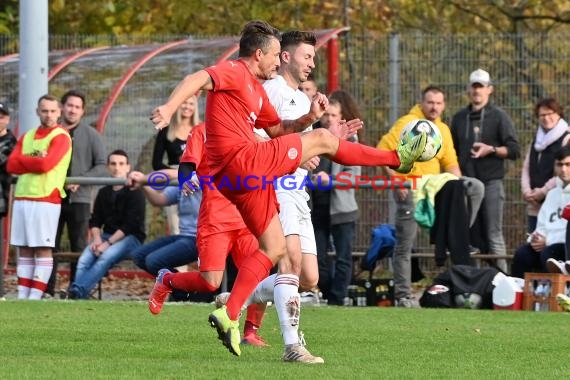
[0,301,567,379]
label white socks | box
[246,273,277,306]
[17,257,53,300]
[17,257,34,299]
[273,274,301,346]
[28,257,53,300]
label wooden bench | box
[52,251,103,300]
[329,250,514,282]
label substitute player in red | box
[150,20,427,357]
[146,122,269,347]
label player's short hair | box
[61,89,86,109]
[37,94,60,107]
[239,20,281,57]
[108,149,129,164]
[280,30,316,53]
[421,85,445,100]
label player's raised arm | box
[150,70,213,130]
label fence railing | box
[2,31,569,256]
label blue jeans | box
[70,234,141,299]
[132,235,198,276]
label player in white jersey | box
[217,30,356,363]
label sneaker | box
[395,297,416,308]
[300,291,320,305]
[469,245,480,255]
[282,344,324,364]
[395,131,427,173]
[546,258,568,275]
[556,293,570,312]
[241,331,269,347]
[148,269,172,315]
[214,292,230,308]
[208,305,241,356]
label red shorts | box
[215,133,302,237]
[197,227,258,272]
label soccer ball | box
[454,292,482,309]
[400,119,442,162]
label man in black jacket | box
[0,103,16,218]
[451,69,521,272]
[68,150,145,299]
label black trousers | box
[46,201,91,295]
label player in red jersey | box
[150,20,427,356]
[146,123,269,346]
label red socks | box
[165,271,218,293]
[226,250,273,320]
[333,139,400,168]
[244,303,266,335]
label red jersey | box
[7,125,71,204]
[181,123,246,236]
[203,60,281,176]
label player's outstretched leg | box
[148,268,172,315]
[395,131,428,173]
[208,305,242,356]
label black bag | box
[420,265,499,309]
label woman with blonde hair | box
[152,95,200,235]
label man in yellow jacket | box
[377,85,476,307]
[8,95,72,300]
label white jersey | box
[260,75,312,205]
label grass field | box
[0,300,567,379]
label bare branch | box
[446,0,510,33]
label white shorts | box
[10,200,61,248]
[277,191,317,255]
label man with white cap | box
[450,69,521,272]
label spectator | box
[511,146,570,277]
[7,95,72,300]
[68,150,145,299]
[128,168,200,276]
[521,98,569,233]
[298,74,318,100]
[378,85,481,307]
[0,102,17,218]
[152,95,200,235]
[46,90,107,296]
[312,93,361,306]
[450,69,521,272]
[329,90,366,145]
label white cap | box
[469,69,491,86]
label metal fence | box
[2,32,570,256]
[339,32,570,254]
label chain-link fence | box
[339,32,570,255]
[2,32,570,256]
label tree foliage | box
[1,0,570,36]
